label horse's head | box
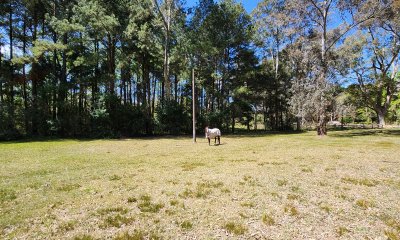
[205,126,209,138]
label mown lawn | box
[1,129,400,239]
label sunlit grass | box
[0,129,399,239]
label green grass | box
[97,207,128,215]
[224,221,247,235]
[262,213,275,226]
[0,189,17,203]
[336,227,350,236]
[137,195,164,213]
[73,235,95,240]
[355,199,375,210]
[284,204,299,216]
[1,129,399,239]
[179,220,193,230]
[341,177,379,187]
[102,214,135,228]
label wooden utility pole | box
[192,68,196,143]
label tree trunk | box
[164,30,171,100]
[317,101,328,136]
[59,32,68,134]
[377,109,386,126]
[23,14,29,132]
[142,55,151,134]
[9,1,15,126]
[0,42,3,104]
[231,117,235,133]
[174,74,178,102]
[92,39,99,107]
[163,1,171,101]
[254,104,257,131]
[31,14,39,136]
[161,80,165,104]
[152,76,156,117]
[316,2,330,136]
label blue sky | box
[185,0,261,13]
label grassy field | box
[1,129,400,239]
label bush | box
[204,110,228,131]
[105,95,149,137]
[155,100,190,134]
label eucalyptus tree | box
[340,1,399,126]
[253,0,297,79]
[285,0,382,135]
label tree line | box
[0,0,399,139]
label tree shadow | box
[225,130,305,138]
[330,128,400,138]
[0,130,307,144]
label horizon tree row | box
[0,0,399,139]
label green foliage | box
[155,100,190,134]
[1,0,398,139]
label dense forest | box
[0,0,399,139]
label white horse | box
[205,127,221,145]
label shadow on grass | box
[329,128,400,138]
[0,130,307,144]
[224,129,305,138]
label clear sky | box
[185,0,261,13]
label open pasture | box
[1,129,400,239]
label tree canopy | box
[0,0,399,139]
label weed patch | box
[284,204,299,216]
[137,195,164,213]
[355,199,375,210]
[127,197,137,203]
[109,175,122,181]
[180,220,193,230]
[277,179,288,186]
[59,220,77,231]
[262,213,275,226]
[287,194,300,201]
[341,177,379,187]
[0,189,17,202]
[301,167,313,173]
[336,227,350,236]
[73,235,95,240]
[240,201,255,208]
[319,203,332,213]
[98,207,128,216]
[224,221,247,235]
[384,230,400,240]
[102,214,135,228]
[181,162,206,171]
[114,230,161,240]
[179,181,220,199]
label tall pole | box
[192,68,196,143]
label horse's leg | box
[208,138,210,146]
[218,136,220,145]
[215,137,217,144]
